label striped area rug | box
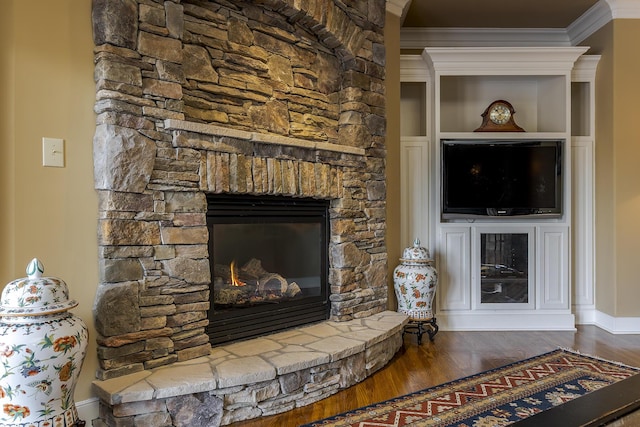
[301,349,640,427]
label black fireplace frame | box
[206,193,330,345]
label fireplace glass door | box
[206,194,329,345]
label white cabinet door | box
[537,227,570,309]
[437,227,471,311]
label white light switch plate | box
[43,137,65,167]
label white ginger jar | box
[393,239,438,320]
[0,258,88,427]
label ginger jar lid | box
[400,238,432,263]
[0,258,78,316]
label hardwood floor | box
[229,325,640,426]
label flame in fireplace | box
[230,261,246,286]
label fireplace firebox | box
[206,194,330,345]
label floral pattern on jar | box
[0,259,88,427]
[393,239,438,320]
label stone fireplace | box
[90,0,402,425]
[93,0,389,379]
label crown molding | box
[386,0,412,21]
[422,46,589,75]
[400,0,640,49]
[572,55,602,81]
[401,27,570,49]
[568,0,640,45]
[399,54,429,81]
[568,0,613,45]
[606,0,640,18]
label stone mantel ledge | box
[164,119,367,157]
[93,311,408,406]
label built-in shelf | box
[398,47,596,331]
[439,75,567,133]
[400,82,427,136]
[571,82,591,137]
[423,47,588,136]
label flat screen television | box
[441,139,563,219]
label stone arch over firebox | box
[92,0,387,380]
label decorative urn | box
[393,239,438,320]
[0,258,88,427]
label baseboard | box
[437,308,640,334]
[573,305,597,325]
[592,311,640,334]
[574,306,640,333]
[437,312,576,331]
[77,397,99,425]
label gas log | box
[213,258,302,305]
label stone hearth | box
[91,0,390,424]
[93,312,406,426]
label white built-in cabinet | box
[399,48,599,330]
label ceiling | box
[402,0,600,29]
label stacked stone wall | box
[92,0,387,381]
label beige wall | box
[1,0,99,401]
[610,20,640,316]
[0,1,16,284]
[585,19,640,317]
[385,11,401,309]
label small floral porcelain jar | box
[393,239,438,320]
[0,259,88,427]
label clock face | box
[489,104,511,125]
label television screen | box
[442,139,563,218]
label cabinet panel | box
[400,139,431,247]
[538,227,569,309]
[437,227,471,311]
[571,140,594,306]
